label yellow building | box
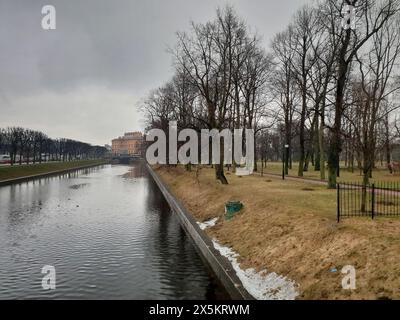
[112,132,143,156]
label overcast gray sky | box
[0,0,310,145]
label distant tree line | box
[141,1,400,187]
[0,127,107,165]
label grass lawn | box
[260,161,400,184]
[155,165,400,300]
[0,160,107,181]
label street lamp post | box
[282,144,289,180]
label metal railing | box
[337,182,400,222]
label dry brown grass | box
[154,165,400,300]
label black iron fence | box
[337,182,400,222]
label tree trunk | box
[303,150,311,172]
[361,150,372,213]
[385,114,391,172]
[328,29,351,188]
[253,132,257,172]
[215,137,228,184]
[314,113,321,171]
[319,111,326,180]
[298,93,307,177]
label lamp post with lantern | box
[282,144,289,180]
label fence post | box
[337,183,340,223]
[371,183,375,220]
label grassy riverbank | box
[154,165,400,300]
[0,160,107,181]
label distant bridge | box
[111,154,143,164]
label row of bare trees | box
[0,127,107,165]
[142,1,400,187]
[268,0,400,187]
[142,6,273,184]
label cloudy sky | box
[0,0,309,146]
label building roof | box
[112,132,143,142]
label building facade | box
[112,132,143,156]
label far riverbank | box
[0,160,108,185]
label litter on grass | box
[197,217,219,230]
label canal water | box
[0,163,229,299]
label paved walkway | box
[255,172,400,196]
[255,171,328,186]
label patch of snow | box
[197,217,219,230]
[212,239,298,300]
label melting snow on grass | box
[197,217,219,230]
[212,239,298,300]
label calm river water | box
[0,163,229,299]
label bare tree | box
[346,13,400,187]
[174,6,250,184]
[290,5,318,176]
[271,27,298,174]
[326,0,400,188]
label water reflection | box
[0,163,229,300]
